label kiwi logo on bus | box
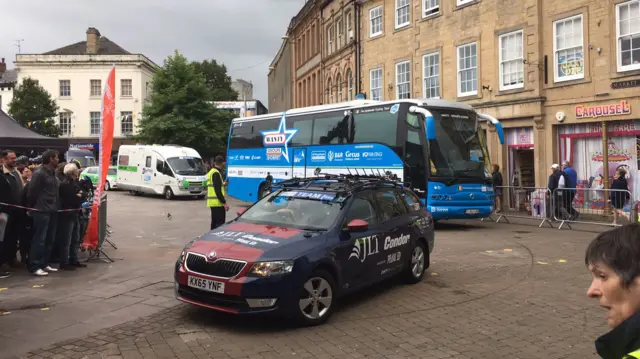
[260,112,299,162]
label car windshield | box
[428,109,492,181]
[239,190,347,230]
[108,168,117,176]
[70,156,96,168]
[166,156,206,176]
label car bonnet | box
[187,222,310,262]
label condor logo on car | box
[384,233,410,250]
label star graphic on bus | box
[260,112,298,163]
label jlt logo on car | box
[349,235,379,262]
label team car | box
[174,173,435,325]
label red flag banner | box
[82,65,116,250]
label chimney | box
[0,58,6,75]
[86,27,101,54]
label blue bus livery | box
[226,99,505,221]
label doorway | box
[508,148,535,210]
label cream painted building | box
[359,0,640,194]
[15,27,157,151]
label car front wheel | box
[295,270,336,326]
[404,240,427,284]
[164,187,174,200]
[104,181,111,191]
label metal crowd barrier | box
[552,188,636,230]
[85,193,117,263]
[483,186,554,228]
[485,186,637,230]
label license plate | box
[190,187,202,192]
[187,276,225,294]
[465,209,479,215]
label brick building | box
[291,0,323,108]
[321,0,359,103]
[358,0,640,193]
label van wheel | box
[403,240,427,284]
[164,187,174,200]
[293,270,336,326]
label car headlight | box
[248,261,294,277]
[178,237,199,263]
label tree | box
[8,77,61,137]
[136,50,234,156]
[192,59,238,101]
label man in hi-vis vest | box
[205,156,229,230]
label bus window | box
[312,111,348,145]
[352,107,398,145]
[286,115,313,146]
[229,118,279,148]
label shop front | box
[556,100,638,212]
[503,127,536,210]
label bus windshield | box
[166,157,206,176]
[428,109,491,182]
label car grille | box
[178,284,248,309]
[185,253,246,278]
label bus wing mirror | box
[477,113,505,145]
[409,106,436,140]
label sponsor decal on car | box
[383,233,410,250]
[212,230,279,245]
[281,191,335,201]
[349,235,380,262]
[386,251,401,264]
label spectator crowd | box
[0,149,93,279]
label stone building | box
[291,0,323,108]
[321,0,359,104]
[358,0,640,194]
[268,27,293,113]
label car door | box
[371,188,411,278]
[335,192,382,291]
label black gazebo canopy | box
[0,109,68,150]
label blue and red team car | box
[174,173,435,325]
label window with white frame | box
[499,30,524,90]
[422,52,440,98]
[59,112,71,136]
[59,80,71,97]
[370,68,382,101]
[121,79,133,97]
[395,0,410,29]
[457,0,475,6]
[616,0,640,71]
[553,15,584,82]
[328,25,334,53]
[346,69,353,100]
[337,17,344,47]
[457,43,478,96]
[90,79,101,97]
[423,0,440,17]
[370,6,383,37]
[90,112,101,136]
[121,111,133,135]
[396,61,411,99]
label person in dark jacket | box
[547,164,569,220]
[611,168,631,225]
[586,224,640,359]
[56,163,87,270]
[19,180,32,264]
[27,150,60,276]
[0,158,14,279]
[491,164,503,212]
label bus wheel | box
[164,187,174,200]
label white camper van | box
[116,145,207,199]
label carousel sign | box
[575,100,631,119]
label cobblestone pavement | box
[1,191,612,359]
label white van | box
[116,144,207,199]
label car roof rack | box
[269,168,406,195]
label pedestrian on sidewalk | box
[0,154,14,279]
[491,164,503,213]
[56,163,87,270]
[206,156,229,231]
[611,168,631,226]
[561,160,580,220]
[0,150,23,275]
[26,150,61,276]
[586,223,640,358]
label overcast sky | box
[0,0,303,107]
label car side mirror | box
[345,219,368,232]
[236,208,247,216]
